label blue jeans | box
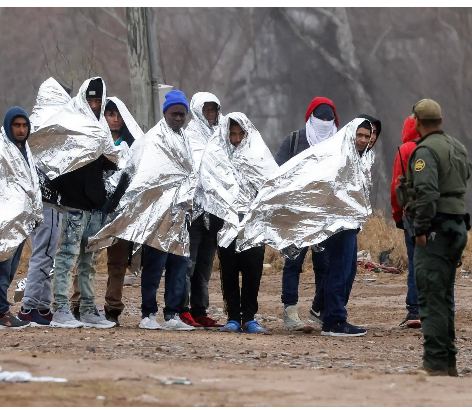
[312,235,358,316]
[320,229,358,327]
[0,241,25,315]
[405,231,419,315]
[141,245,190,319]
[281,247,323,306]
[53,210,103,314]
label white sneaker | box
[50,308,83,328]
[139,313,163,330]
[80,310,116,329]
[163,314,194,331]
[283,305,305,331]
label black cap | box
[86,78,103,99]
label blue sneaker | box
[220,320,241,333]
[243,320,270,334]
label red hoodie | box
[390,116,421,223]
[305,96,339,127]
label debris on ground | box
[0,370,67,383]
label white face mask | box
[305,116,337,146]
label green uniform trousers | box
[414,219,467,371]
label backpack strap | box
[289,130,300,159]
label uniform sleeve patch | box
[414,159,426,172]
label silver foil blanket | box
[186,92,222,221]
[28,77,118,180]
[0,129,43,261]
[198,112,279,247]
[88,119,196,256]
[233,117,374,255]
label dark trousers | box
[183,213,218,317]
[281,246,323,306]
[0,241,25,315]
[141,244,189,319]
[105,238,130,314]
[218,240,265,324]
[415,220,467,371]
[318,229,357,327]
[312,235,358,316]
[404,231,419,315]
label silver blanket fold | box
[186,92,222,221]
[88,118,196,256]
[0,129,43,261]
[186,92,222,172]
[198,112,279,247]
[28,77,119,180]
[234,117,374,254]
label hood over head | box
[190,92,221,128]
[3,106,31,145]
[305,96,339,126]
[357,113,381,151]
[401,115,420,143]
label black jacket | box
[51,155,117,211]
[274,128,310,166]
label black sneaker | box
[399,312,421,329]
[321,321,367,337]
[0,310,30,329]
[104,307,121,327]
[18,307,52,326]
[308,307,323,327]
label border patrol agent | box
[406,99,470,376]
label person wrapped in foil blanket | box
[28,76,119,181]
[233,117,375,255]
[89,111,197,257]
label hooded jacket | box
[390,116,420,224]
[275,96,339,165]
[3,106,31,164]
[0,107,42,261]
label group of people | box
[0,74,469,377]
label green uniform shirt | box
[407,131,470,235]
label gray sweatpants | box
[22,204,62,311]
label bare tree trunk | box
[126,7,155,131]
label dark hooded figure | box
[3,106,31,164]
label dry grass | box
[358,211,408,269]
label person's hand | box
[415,234,427,247]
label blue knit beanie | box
[162,90,189,113]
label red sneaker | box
[194,315,223,328]
[180,312,202,327]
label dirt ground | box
[2,255,472,406]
